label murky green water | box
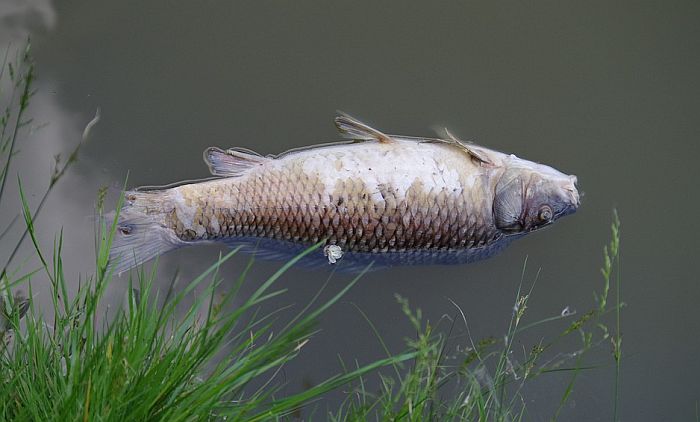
[2,1,699,419]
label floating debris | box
[323,244,344,264]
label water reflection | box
[0,0,55,41]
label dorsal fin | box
[203,147,271,177]
[334,113,394,144]
[432,127,493,166]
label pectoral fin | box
[334,113,394,144]
[204,147,271,177]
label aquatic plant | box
[330,214,622,421]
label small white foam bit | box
[323,245,343,264]
[560,306,576,317]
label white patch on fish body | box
[171,189,192,227]
[172,187,205,236]
[208,211,220,234]
[506,154,569,180]
[287,140,479,200]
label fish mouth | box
[559,175,580,217]
[555,202,578,219]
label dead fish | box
[109,114,579,273]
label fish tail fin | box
[108,189,182,275]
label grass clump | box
[0,208,412,420]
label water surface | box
[2,1,699,420]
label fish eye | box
[537,205,553,223]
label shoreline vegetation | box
[1,42,622,421]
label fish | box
[108,113,580,273]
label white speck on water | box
[561,306,576,317]
[323,244,343,264]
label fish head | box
[493,156,580,235]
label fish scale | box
[170,165,499,256]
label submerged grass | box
[331,213,622,421]
[0,41,624,421]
